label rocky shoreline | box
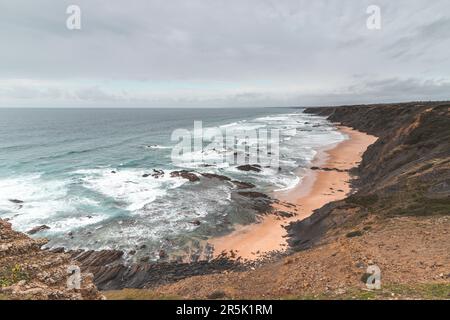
[2,168,294,294]
[287,101,450,251]
[2,101,448,299]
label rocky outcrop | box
[236,164,262,172]
[27,225,50,235]
[170,170,200,182]
[60,248,243,290]
[0,220,103,300]
[200,173,231,181]
[231,180,256,189]
[288,101,450,251]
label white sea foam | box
[0,110,347,253]
[79,168,187,213]
[274,175,301,192]
[0,174,72,230]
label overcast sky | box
[1,0,449,107]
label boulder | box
[190,220,201,226]
[236,164,262,172]
[200,173,231,181]
[231,180,255,189]
[8,199,24,204]
[237,191,269,199]
[27,225,50,235]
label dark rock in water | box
[128,250,136,255]
[139,244,147,249]
[151,169,165,178]
[140,256,150,263]
[190,220,201,226]
[111,171,116,174]
[142,173,150,178]
[231,180,255,189]
[170,170,200,182]
[158,250,167,259]
[8,199,24,204]
[237,191,269,199]
[200,173,231,181]
[236,164,262,173]
[27,225,50,235]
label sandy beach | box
[209,126,378,260]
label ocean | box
[0,108,346,260]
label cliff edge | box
[0,219,103,300]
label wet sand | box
[209,126,377,260]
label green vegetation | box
[103,289,181,300]
[282,283,450,300]
[346,194,379,207]
[388,197,450,217]
[0,264,29,287]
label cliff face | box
[0,219,103,300]
[288,102,450,250]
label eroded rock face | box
[0,219,103,300]
[288,102,450,252]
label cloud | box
[1,77,448,108]
[0,0,449,107]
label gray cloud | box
[0,0,449,107]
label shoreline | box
[209,125,378,260]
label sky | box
[0,0,449,108]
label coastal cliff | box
[0,219,103,300]
[1,102,449,300]
[142,102,449,300]
[288,101,450,251]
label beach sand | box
[209,126,377,260]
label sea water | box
[0,108,345,259]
